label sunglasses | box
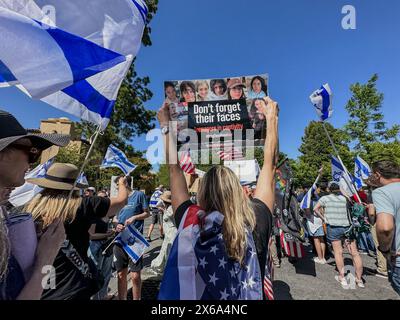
[9,144,41,164]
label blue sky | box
[1,0,399,165]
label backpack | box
[345,201,371,239]
[275,161,306,242]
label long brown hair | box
[24,189,82,228]
[197,166,256,264]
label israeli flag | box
[354,155,371,190]
[77,172,89,185]
[331,155,345,183]
[0,0,148,129]
[115,225,150,263]
[101,144,137,176]
[9,158,54,207]
[310,84,333,121]
[300,179,319,210]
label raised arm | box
[107,176,129,218]
[157,103,190,213]
[254,97,279,212]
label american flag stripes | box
[217,147,244,161]
[263,237,274,300]
[179,150,196,174]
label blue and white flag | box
[300,175,321,210]
[331,155,345,183]
[331,155,356,196]
[9,158,54,207]
[310,84,333,121]
[101,144,137,176]
[159,206,263,300]
[0,0,148,129]
[77,172,89,185]
[115,225,150,263]
[354,155,371,190]
[149,188,163,208]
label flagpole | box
[60,124,103,212]
[321,122,362,203]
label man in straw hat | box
[0,109,70,300]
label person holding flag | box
[22,163,128,300]
[157,95,278,300]
[300,167,327,264]
[113,176,149,300]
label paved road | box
[109,218,399,300]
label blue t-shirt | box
[117,191,148,233]
[373,182,400,267]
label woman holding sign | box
[227,78,247,100]
[157,96,279,300]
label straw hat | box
[160,191,172,204]
[26,163,88,191]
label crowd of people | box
[0,94,399,300]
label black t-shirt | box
[175,197,272,280]
[66,196,110,258]
[41,196,110,300]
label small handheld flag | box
[310,84,333,121]
[115,225,150,263]
[101,145,136,176]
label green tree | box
[344,74,400,158]
[295,121,352,187]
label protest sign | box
[224,159,258,184]
[164,74,269,150]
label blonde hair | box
[0,217,9,280]
[25,189,82,228]
[197,166,256,264]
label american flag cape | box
[158,205,265,300]
[264,237,275,300]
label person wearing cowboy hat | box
[21,162,129,300]
[0,109,71,300]
[149,190,177,277]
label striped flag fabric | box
[280,229,305,259]
[300,170,322,210]
[179,150,195,174]
[100,144,137,176]
[115,224,150,263]
[354,155,371,190]
[310,84,333,121]
[217,147,244,161]
[263,238,275,300]
[0,0,148,129]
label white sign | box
[224,159,259,184]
